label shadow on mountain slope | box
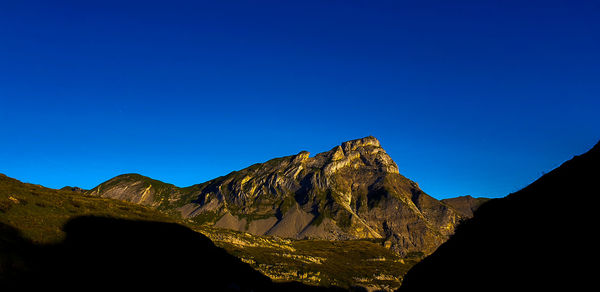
[1,216,345,291]
[398,141,600,291]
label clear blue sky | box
[1,0,598,199]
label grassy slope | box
[1,173,418,290]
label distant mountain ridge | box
[89,136,481,255]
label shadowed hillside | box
[398,141,600,291]
[1,216,343,291]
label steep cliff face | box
[89,137,466,256]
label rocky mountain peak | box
[89,136,465,256]
[341,136,381,152]
[338,136,398,174]
[307,136,400,175]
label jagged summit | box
[89,137,466,255]
[341,135,381,151]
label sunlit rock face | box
[89,136,467,256]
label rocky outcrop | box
[89,136,471,256]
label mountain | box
[398,141,600,291]
[90,136,469,256]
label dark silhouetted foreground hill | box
[1,216,343,291]
[398,141,600,291]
